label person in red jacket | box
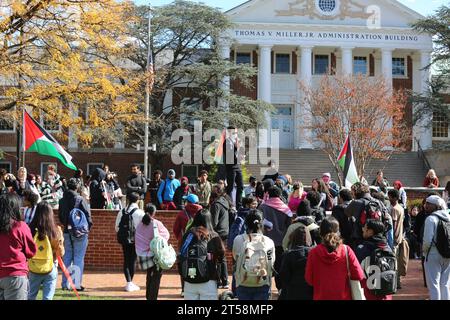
[305,216,365,300]
[423,169,440,188]
[173,193,202,297]
[0,193,37,300]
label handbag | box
[344,245,366,300]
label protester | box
[180,209,226,300]
[284,174,294,194]
[255,181,265,203]
[36,174,52,203]
[28,202,65,300]
[223,126,244,209]
[422,195,450,300]
[105,171,122,210]
[262,160,279,182]
[423,169,440,188]
[126,164,147,210]
[228,196,259,250]
[0,169,8,195]
[305,216,365,300]
[354,219,395,300]
[26,174,41,201]
[173,177,191,210]
[173,194,203,297]
[331,189,354,245]
[22,190,40,225]
[393,180,408,211]
[258,186,292,292]
[243,176,257,198]
[148,170,163,208]
[372,170,390,194]
[89,167,107,209]
[306,191,326,225]
[406,205,421,259]
[274,176,289,204]
[58,178,92,291]
[14,167,29,196]
[115,192,145,292]
[195,170,213,208]
[135,204,170,300]
[279,226,313,300]
[45,165,64,208]
[233,209,275,300]
[283,199,320,251]
[388,189,407,289]
[288,181,307,213]
[322,172,339,201]
[311,178,332,211]
[0,193,37,300]
[157,169,180,210]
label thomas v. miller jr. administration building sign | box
[217,0,433,151]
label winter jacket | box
[126,174,147,199]
[327,181,340,198]
[310,206,326,225]
[354,235,393,300]
[0,221,37,279]
[195,181,213,207]
[173,185,191,210]
[135,218,170,257]
[282,216,321,251]
[157,178,181,204]
[332,201,353,245]
[305,244,365,300]
[210,196,230,240]
[423,177,440,188]
[227,207,250,250]
[259,202,292,247]
[148,179,162,206]
[279,245,313,300]
[173,203,203,245]
[423,209,450,258]
[89,168,107,209]
[58,190,92,234]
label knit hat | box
[181,176,189,183]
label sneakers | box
[125,282,140,292]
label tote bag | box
[344,245,366,300]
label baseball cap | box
[183,194,199,204]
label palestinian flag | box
[214,129,226,164]
[337,135,359,188]
[23,111,77,171]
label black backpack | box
[431,214,450,258]
[116,207,138,245]
[367,248,397,296]
[179,232,210,284]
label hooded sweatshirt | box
[173,202,203,243]
[305,244,365,300]
[157,177,181,204]
[259,199,293,247]
[423,209,450,257]
[89,168,107,209]
[210,196,230,240]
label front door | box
[271,105,294,149]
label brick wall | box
[54,209,234,272]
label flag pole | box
[143,3,152,180]
[22,108,26,168]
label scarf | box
[263,197,293,217]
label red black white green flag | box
[23,111,77,171]
[337,135,360,188]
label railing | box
[415,138,432,171]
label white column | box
[419,50,433,150]
[68,106,78,150]
[299,46,313,149]
[218,43,231,117]
[341,47,354,76]
[294,48,302,149]
[258,44,272,148]
[381,48,393,92]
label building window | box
[0,161,12,173]
[0,118,14,132]
[41,162,57,178]
[275,53,291,74]
[314,55,329,75]
[392,57,406,76]
[236,52,251,65]
[353,56,367,75]
[87,163,104,176]
[432,110,449,139]
[181,165,198,183]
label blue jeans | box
[61,233,88,289]
[386,228,394,250]
[236,285,271,300]
[28,263,58,300]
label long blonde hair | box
[427,169,437,179]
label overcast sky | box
[133,0,447,17]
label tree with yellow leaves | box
[0,0,145,147]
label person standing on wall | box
[126,164,147,210]
[223,126,244,210]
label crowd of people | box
[1,156,450,301]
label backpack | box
[116,207,138,245]
[235,234,272,288]
[28,231,54,274]
[359,199,383,227]
[179,232,210,283]
[367,248,397,296]
[150,221,177,270]
[431,213,450,258]
[68,197,89,238]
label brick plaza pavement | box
[57,259,429,300]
